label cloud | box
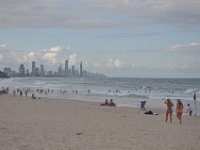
[166,42,200,53]
[0,0,200,29]
[0,44,7,49]
[113,59,126,68]
[91,58,126,68]
[69,53,77,65]
[0,45,76,71]
[41,46,63,64]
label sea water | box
[1,77,200,114]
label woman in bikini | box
[164,99,174,124]
[176,99,183,124]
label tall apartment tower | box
[65,60,68,77]
[72,65,75,76]
[58,64,62,77]
[32,61,36,77]
[40,64,45,77]
[80,61,83,77]
[19,64,25,76]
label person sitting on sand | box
[104,99,109,106]
[100,99,109,106]
[164,99,174,124]
[176,99,183,124]
[32,93,37,99]
[108,99,116,107]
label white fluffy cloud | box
[0,45,78,71]
[69,53,77,65]
[41,46,63,64]
[0,44,6,49]
[91,58,126,69]
[106,58,126,68]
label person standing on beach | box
[176,99,183,124]
[186,104,193,116]
[164,99,174,124]
[140,101,146,111]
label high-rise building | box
[4,67,11,76]
[47,71,53,77]
[72,65,75,76]
[40,64,44,77]
[26,69,30,76]
[35,67,40,76]
[80,61,83,77]
[58,64,62,76]
[19,64,25,76]
[32,61,35,76]
[65,60,68,77]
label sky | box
[0,0,200,78]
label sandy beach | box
[0,95,200,150]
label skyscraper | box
[4,67,11,76]
[58,64,62,76]
[35,67,40,76]
[19,64,25,76]
[32,61,35,77]
[40,64,44,77]
[80,61,83,77]
[72,65,75,76]
[65,60,68,77]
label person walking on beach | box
[164,99,174,124]
[140,101,146,111]
[176,99,183,124]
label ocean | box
[1,77,200,114]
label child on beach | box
[186,104,193,116]
[164,99,174,124]
[176,99,183,124]
[140,101,146,111]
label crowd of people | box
[1,86,196,125]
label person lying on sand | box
[144,110,159,115]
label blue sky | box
[0,0,200,78]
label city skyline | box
[0,1,200,78]
[3,60,105,78]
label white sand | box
[0,95,200,150]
